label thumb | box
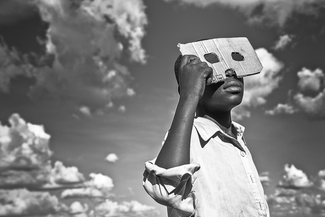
[203,68,213,85]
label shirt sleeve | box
[143,159,200,216]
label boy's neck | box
[203,112,237,138]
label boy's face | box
[199,76,244,113]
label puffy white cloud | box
[79,106,92,116]
[92,199,159,217]
[0,0,147,114]
[294,68,325,118]
[265,103,298,116]
[61,173,114,198]
[0,189,68,216]
[126,88,136,96]
[0,114,86,189]
[297,68,324,93]
[163,0,325,27]
[264,67,325,119]
[267,165,325,216]
[279,164,313,188]
[87,173,114,190]
[118,105,126,113]
[273,34,294,50]
[70,201,88,216]
[233,48,284,119]
[0,113,52,171]
[293,68,325,118]
[294,91,325,118]
[259,172,271,186]
[318,170,325,178]
[50,161,85,184]
[106,153,119,163]
[62,188,106,198]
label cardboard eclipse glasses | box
[178,37,263,83]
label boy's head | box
[174,54,244,114]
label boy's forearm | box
[155,96,199,169]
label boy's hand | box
[178,55,213,100]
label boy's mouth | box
[223,80,243,93]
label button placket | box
[239,150,269,217]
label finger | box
[203,67,213,85]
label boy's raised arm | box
[155,55,213,169]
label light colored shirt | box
[143,116,270,217]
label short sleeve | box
[143,160,200,216]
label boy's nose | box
[225,68,237,78]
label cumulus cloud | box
[0,189,68,216]
[0,114,86,189]
[273,34,294,50]
[0,113,51,171]
[163,0,325,27]
[106,153,119,163]
[265,67,325,119]
[259,172,271,186]
[79,106,92,116]
[49,161,85,185]
[70,201,88,214]
[0,113,159,216]
[118,105,127,113]
[293,68,325,118]
[91,199,159,217]
[279,164,313,188]
[268,165,325,216]
[297,68,324,93]
[233,48,284,119]
[61,173,114,198]
[265,103,298,116]
[0,0,147,114]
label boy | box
[143,54,270,217]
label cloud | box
[0,0,147,114]
[259,172,271,186]
[0,114,85,189]
[61,173,114,198]
[297,68,324,93]
[293,68,325,118]
[70,201,88,214]
[49,161,85,185]
[265,67,325,119]
[267,165,325,216]
[265,103,298,116]
[273,34,294,50]
[279,164,313,188]
[233,48,284,119]
[92,199,159,217]
[163,0,325,27]
[0,113,158,216]
[118,105,126,113]
[0,189,68,216]
[0,113,51,171]
[106,153,119,163]
[79,106,92,116]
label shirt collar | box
[194,116,245,141]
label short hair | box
[174,54,183,85]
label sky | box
[0,0,325,216]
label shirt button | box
[240,151,246,157]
